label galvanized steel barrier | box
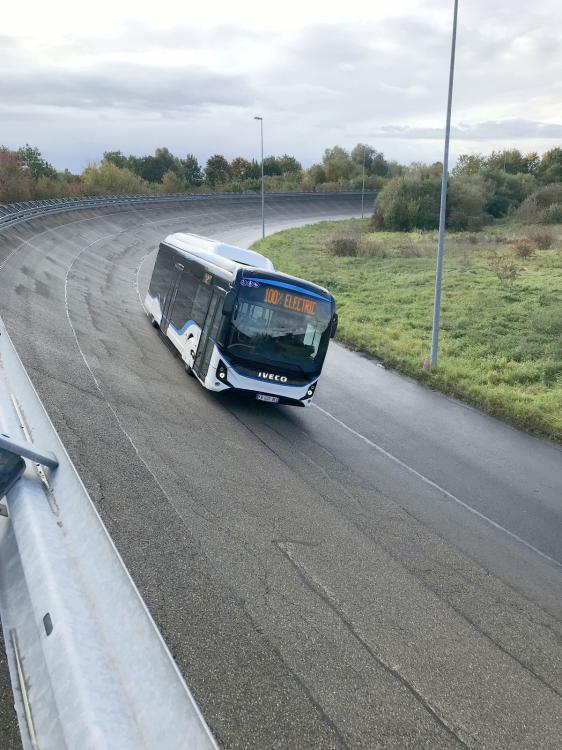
[0,316,218,749]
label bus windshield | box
[227,284,332,374]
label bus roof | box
[164,232,333,302]
[164,233,275,276]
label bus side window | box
[149,245,174,301]
[171,270,198,329]
[191,284,212,326]
[209,292,225,340]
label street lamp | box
[361,145,367,219]
[254,116,265,239]
[430,0,459,368]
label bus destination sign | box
[263,286,317,316]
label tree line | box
[1,143,561,228]
[0,143,398,204]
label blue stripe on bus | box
[245,278,331,301]
[148,293,196,336]
[170,319,196,335]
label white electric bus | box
[145,233,338,406]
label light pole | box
[430,0,459,368]
[254,116,265,239]
[361,145,367,219]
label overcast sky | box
[1,1,561,172]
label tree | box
[304,164,327,187]
[103,150,129,169]
[486,149,533,175]
[0,147,33,202]
[386,160,405,178]
[351,144,388,177]
[277,154,302,175]
[180,154,203,185]
[16,144,57,180]
[230,157,254,182]
[135,147,180,183]
[204,154,231,186]
[452,153,485,178]
[322,146,353,181]
[263,156,282,176]
[537,147,562,184]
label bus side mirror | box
[222,290,236,316]
[330,314,338,338]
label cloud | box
[1,63,254,112]
[0,3,561,169]
[373,120,562,140]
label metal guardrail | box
[0,316,218,750]
[0,190,376,231]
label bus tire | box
[185,364,194,376]
[151,318,159,329]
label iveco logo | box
[258,372,288,382]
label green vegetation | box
[2,142,562,219]
[372,148,562,233]
[252,219,562,441]
[0,142,390,204]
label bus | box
[145,233,338,406]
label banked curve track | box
[0,194,561,749]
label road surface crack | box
[274,539,470,749]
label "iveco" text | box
[258,372,288,382]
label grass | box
[252,219,562,442]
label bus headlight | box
[216,361,229,383]
[304,382,317,399]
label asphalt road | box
[0,194,560,749]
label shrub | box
[482,169,536,218]
[328,236,359,256]
[358,237,386,258]
[447,175,489,230]
[516,183,562,223]
[531,308,562,335]
[396,241,422,258]
[81,161,149,195]
[511,238,535,259]
[542,204,562,223]
[529,230,554,250]
[159,170,185,194]
[372,174,441,231]
[488,253,520,285]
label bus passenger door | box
[160,262,183,335]
[193,288,224,380]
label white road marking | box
[313,403,562,569]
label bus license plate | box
[256,394,279,403]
